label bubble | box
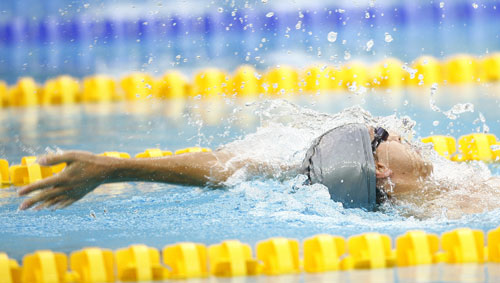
[327,31,338,42]
[261,0,268,3]
[439,2,445,8]
[433,121,440,126]
[266,12,274,17]
[83,3,90,8]
[384,32,393,43]
[365,12,370,19]
[217,7,224,13]
[472,3,478,9]
[295,21,302,29]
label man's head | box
[373,133,433,197]
[302,123,377,209]
[302,123,433,210]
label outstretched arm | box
[17,150,239,210]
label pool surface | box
[1,2,500,281]
[1,87,500,263]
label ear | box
[375,162,392,179]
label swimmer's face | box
[375,134,433,196]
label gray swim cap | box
[301,123,377,210]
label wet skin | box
[375,138,433,196]
[17,128,434,210]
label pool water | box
[1,86,500,262]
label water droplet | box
[384,32,393,42]
[327,31,338,42]
[295,21,302,30]
[266,12,274,17]
[402,65,418,79]
[431,83,438,92]
[344,51,351,60]
[366,39,374,51]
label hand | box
[18,151,117,210]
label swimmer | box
[17,123,436,211]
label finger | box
[18,175,64,195]
[38,151,82,166]
[47,195,68,209]
[19,187,67,210]
[35,195,67,211]
[56,199,76,210]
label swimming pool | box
[1,85,500,262]
[2,0,500,282]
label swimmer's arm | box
[109,150,238,186]
[17,150,244,210]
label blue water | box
[1,87,500,261]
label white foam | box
[219,99,500,220]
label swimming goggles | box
[371,127,389,153]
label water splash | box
[221,99,414,182]
[220,99,498,220]
[429,84,474,120]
